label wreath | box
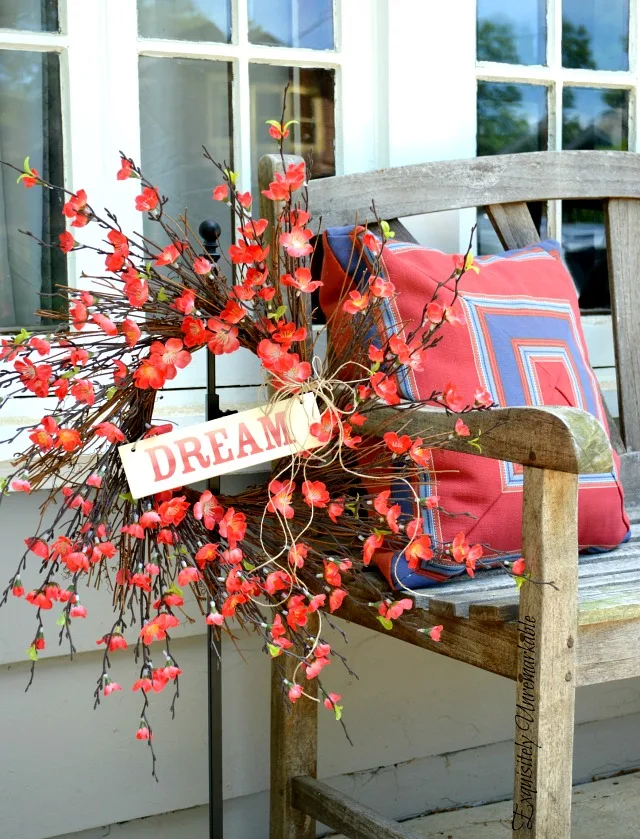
[0,119,503,769]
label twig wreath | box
[0,117,516,773]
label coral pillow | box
[320,226,630,589]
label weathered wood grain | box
[486,202,541,250]
[605,198,640,452]
[327,574,519,681]
[307,151,640,227]
[270,618,318,839]
[365,404,613,475]
[620,452,640,499]
[512,468,579,839]
[576,618,640,686]
[292,776,422,839]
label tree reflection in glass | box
[477,0,546,65]
[562,0,628,71]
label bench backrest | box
[258,150,640,496]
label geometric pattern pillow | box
[320,227,630,589]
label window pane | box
[138,0,230,43]
[477,0,545,65]
[0,0,58,32]
[477,82,548,255]
[139,57,233,259]
[562,87,628,151]
[562,0,629,71]
[562,88,628,310]
[477,82,547,156]
[0,51,65,328]
[249,65,335,203]
[249,0,333,49]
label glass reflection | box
[138,0,230,43]
[477,0,545,65]
[249,0,333,49]
[477,82,547,157]
[562,0,628,71]
[0,51,65,327]
[0,0,58,32]
[477,82,547,255]
[562,87,628,151]
[249,65,335,203]
[562,87,628,309]
[139,57,233,260]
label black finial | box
[199,219,222,262]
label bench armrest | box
[364,404,613,475]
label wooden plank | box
[270,621,318,839]
[486,202,541,250]
[605,198,640,452]
[512,467,578,839]
[292,776,423,839]
[620,452,640,499]
[331,584,519,681]
[365,404,613,475]
[307,151,640,228]
[576,618,640,685]
[431,562,640,622]
[467,572,640,625]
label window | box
[476,0,635,311]
[137,0,340,255]
[0,0,377,348]
[0,1,65,328]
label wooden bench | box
[258,150,640,839]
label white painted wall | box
[2,488,639,839]
[0,3,636,839]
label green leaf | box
[376,615,393,631]
[265,120,282,128]
[370,361,380,374]
[23,155,30,173]
[267,643,282,658]
[0,477,9,495]
[242,560,256,572]
[60,366,80,379]
[119,491,134,503]
[14,328,32,345]
[156,288,169,302]
[468,439,482,453]
[283,119,299,130]
[105,386,117,400]
[166,582,183,596]
[514,572,530,590]
[56,613,67,626]
[224,169,238,186]
[267,305,287,321]
[333,704,343,722]
[26,646,38,661]
[380,219,395,240]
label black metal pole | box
[200,219,224,839]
